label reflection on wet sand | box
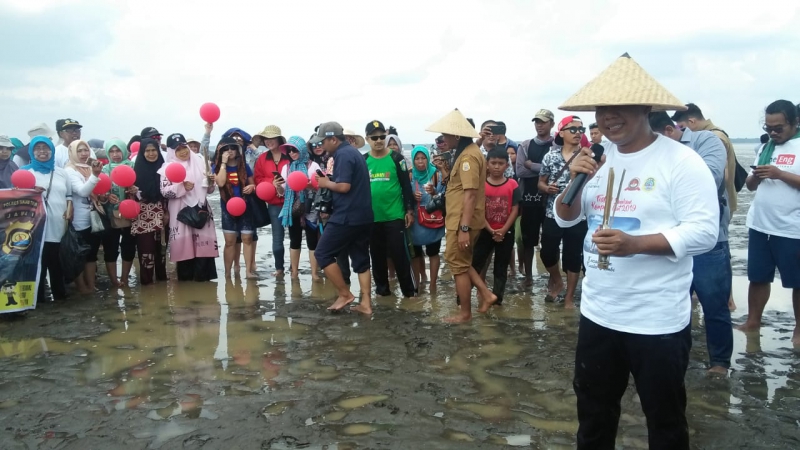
[1,173,799,449]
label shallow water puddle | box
[262,400,295,416]
[337,394,388,409]
[443,429,475,442]
[339,423,376,435]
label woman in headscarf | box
[101,139,138,287]
[384,133,411,279]
[213,136,257,279]
[159,134,218,281]
[11,137,29,168]
[0,136,18,189]
[276,136,321,280]
[409,145,446,291]
[132,138,167,285]
[220,126,259,275]
[64,140,103,294]
[23,137,73,302]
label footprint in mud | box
[405,336,432,357]
[337,394,389,409]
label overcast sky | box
[1,0,798,145]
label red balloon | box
[10,170,36,189]
[199,102,221,123]
[226,197,246,217]
[119,200,140,219]
[165,163,186,183]
[93,173,112,195]
[111,165,136,188]
[129,141,141,158]
[287,171,308,192]
[256,182,276,201]
[310,174,319,190]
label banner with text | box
[0,189,46,314]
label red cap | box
[555,115,584,145]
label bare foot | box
[707,366,728,378]
[548,278,564,299]
[564,300,576,310]
[792,329,800,346]
[274,270,285,278]
[245,272,260,280]
[429,282,437,293]
[518,264,525,276]
[477,292,498,313]
[224,271,232,279]
[523,278,532,288]
[444,313,472,323]
[327,294,355,311]
[736,322,761,332]
[311,274,322,282]
[291,270,299,279]
[728,297,737,312]
[351,302,373,315]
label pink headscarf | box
[65,140,92,179]
[158,146,209,207]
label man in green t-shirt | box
[364,120,417,298]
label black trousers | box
[369,219,416,297]
[38,242,66,303]
[520,202,545,249]
[471,227,515,304]
[574,315,691,450]
[102,227,136,262]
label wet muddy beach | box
[2,149,800,449]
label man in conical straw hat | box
[553,53,720,449]
[426,108,497,322]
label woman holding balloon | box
[21,137,73,302]
[64,139,103,294]
[213,136,257,279]
[101,139,138,287]
[131,138,168,285]
[159,133,218,282]
[276,136,320,280]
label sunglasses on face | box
[763,124,787,134]
[562,126,586,135]
[222,145,240,152]
[286,147,299,154]
[369,135,387,142]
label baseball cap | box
[56,118,82,132]
[166,133,188,148]
[141,127,161,138]
[365,120,386,135]
[309,122,344,144]
[532,109,555,122]
[554,115,582,146]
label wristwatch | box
[459,225,470,232]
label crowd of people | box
[1,52,799,450]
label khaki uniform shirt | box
[445,143,486,231]
[700,120,738,213]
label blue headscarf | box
[278,136,309,227]
[10,138,24,157]
[21,136,55,174]
[411,145,436,186]
[222,128,252,143]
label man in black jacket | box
[515,109,554,286]
[364,120,417,297]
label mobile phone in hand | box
[316,169,327,178]
[272,171,282,179]
[750,165,758,170]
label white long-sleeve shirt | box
[65,168,100,232]
[555,135,719,335]
[29,168,73,242]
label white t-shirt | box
[555,135,719,335]
[29,168,73,243]
[65,168,100,232]
[746,139,800,239]
[55,144,97,169]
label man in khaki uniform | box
[427,109,496,322]
[672,103,738,213]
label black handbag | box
[246,195,270,228]
[177,202,210,229]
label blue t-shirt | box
[212,163,253,198]
[328,142,373,225]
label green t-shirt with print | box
[366,153,405,223]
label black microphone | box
[561,143,605,207]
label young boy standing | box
[471,148,521,305]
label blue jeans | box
[691,241,733,369]
[268,204,285,271]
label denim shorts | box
[748,229,800,289]
[221,201,254,235]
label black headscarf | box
[134,138,165,202]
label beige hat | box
[0,135,12,148]
[559,53,686,112]
[186,137,201,144]
[342,128,365,148]
[27,122,56,140]
[426,108,480,139]
[255,125,284,140]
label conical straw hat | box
[426,108,480,138]
[559,53,686,112]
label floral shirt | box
[539,146,578,219]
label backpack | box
[709,127,748,193]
